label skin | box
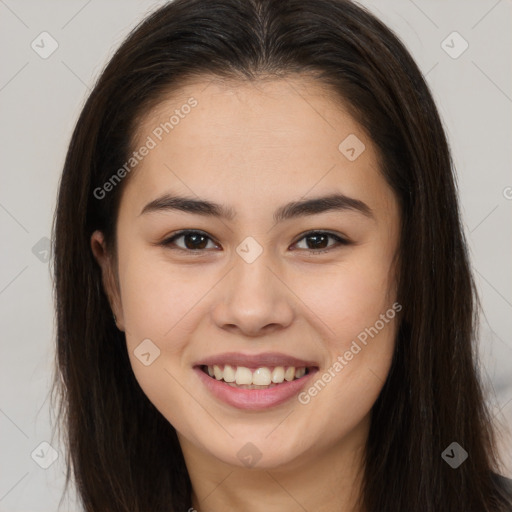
[91,74,401,512]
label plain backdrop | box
[0,0,511,510]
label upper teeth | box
[207,365,306,385]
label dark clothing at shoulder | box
[491,472,512,510]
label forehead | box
[124,74,393,219]
[136,74,364,158]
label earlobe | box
[90,230,125,331]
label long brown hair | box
[51,0,512,510]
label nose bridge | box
[232,247,273,299]
[230,233,273,297]
[211,243,294,335]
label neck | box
[179,415,369,512]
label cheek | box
[117,244,204,342]
[296,263,398,443]
[295,244,398,419]
[116,249,199,423]
[298,252,396,344]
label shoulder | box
[490,472,512,510]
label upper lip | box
[194,352,319,369]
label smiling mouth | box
[199,364,315,390]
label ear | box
[90,230,125,331]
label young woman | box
[51,0,512,510]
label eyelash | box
[159,229,351,255]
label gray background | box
[0,0,510,510]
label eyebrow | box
[139,192,374,222]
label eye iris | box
[307,233,329,250]
[184,233,208,250]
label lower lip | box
[194,367,318,410]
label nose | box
[210,251,295,338]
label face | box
[92,75,401,470]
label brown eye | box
[161,230,219,251]
[292,231,350,253]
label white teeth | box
[252,367,272,386]
[271,366,285,383]
[222,364,236,382]
[295,367,306,378]
[204,365,308,385]
[284,367,296,381]
[235,366,253,385]
[213,365,223,380]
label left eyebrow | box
[139,192,375,222]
